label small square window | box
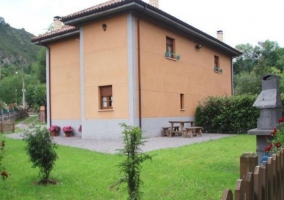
[99,85,112,109]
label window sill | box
[98,109,114,112]
[165,57,177,61]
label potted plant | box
[62,126,73,137]
[48,125,60,137]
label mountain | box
[0,17,41,66]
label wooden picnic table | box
[168,121,194,137]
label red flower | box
[264,143,273,152]
[1,171,8,179]
[278,117,284,123]
[270,128,277,136]
[264,136,268,141]
[275,142,282,148]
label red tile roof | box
[61,0,126,21]
[31,0,127,42]
[31,25,77,42]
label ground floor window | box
[99,85,112,109]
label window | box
[180,93,184,110]
[99,85,113,109]
[214,55,222,73]
[166,37,174,55]
[214,56,219,68]
[165,37,180,60]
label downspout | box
[231,58,234,95]
[137,18,142,128]
[137,5,147,128]
[43,45,51,126]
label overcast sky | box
[1,0,284,48]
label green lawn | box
[0,134,255,200]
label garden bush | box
[195,95,259,134]
[0,134,8,180]
[23,125,58,184]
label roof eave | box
[62,1,241,57]
[32,30,80,45]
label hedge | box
[195,95,260,134]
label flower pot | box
[65,132,72,137]
[50,131,57,137]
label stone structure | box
[248,74,282,163]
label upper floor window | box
[99,85,113,109]
[166,37,174,55]
[214,55,222,73]
[214,56,219,68]
[165,37,180,60]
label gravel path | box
[6,132,234,154]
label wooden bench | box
[162,126,179,137]
[183,127,203,138]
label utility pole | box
[22,67,26,109]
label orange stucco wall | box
[49,37,81,120]
[83,15,129,119]
[138,19,232,118]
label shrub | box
[112,123,152,200]
[264,117,284,152]
[195,95,259,134]
[23,125,58,184]
[0,135,8,180]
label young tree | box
[23,125,58,184]
[112,123,152,200]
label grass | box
[0,134,256,200]
[23,115,38,125]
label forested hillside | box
[0,18,40,66]
[0,17,45,111]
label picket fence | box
[0,121,15,133]
[221,150,284,200]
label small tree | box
[112,123,152,200]
[23,125,58,184]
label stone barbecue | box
[248,74,282,163]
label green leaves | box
[23,125,58,183]
[195,95,259,134]
[114,123,152,200]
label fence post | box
[280,149,284,199]
[221,189,233,200]
[240,153,258,179]
[261,162,268,200]
[272,154,278,199]
[266,157,274,200]
[254,166,262,200]
[245,172,254,200]
[235,179,245,200]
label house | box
[31,0,241,139]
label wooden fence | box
[0,121,15,133]
[0,110,28,122]
[221,150,284,200]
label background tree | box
[32,47,46,83]
[233,40,284,95]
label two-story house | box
[32,0,241,139]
